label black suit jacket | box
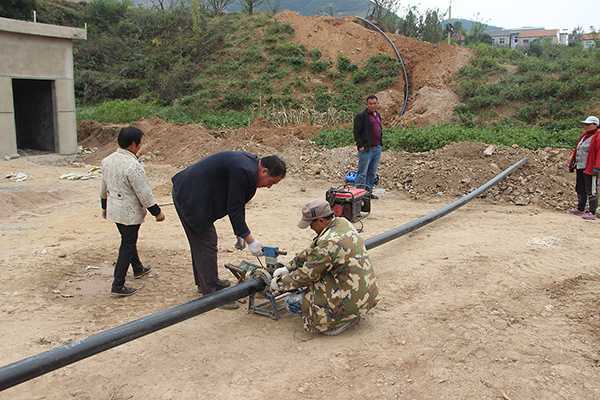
[172,151,258,237]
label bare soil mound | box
[275,11,472,126]
[79,119,575,212]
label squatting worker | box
[172,151,286,309]
[353,95,383,198]
[568,116,600,220]
[270,199,380,335]
[100,127,165,297]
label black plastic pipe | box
[354,16,410,116]
[0,158,527,392]
[0,279,264,392]
[366,158,528,250]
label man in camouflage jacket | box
[270,199,380,335]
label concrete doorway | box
[12,79,56,152]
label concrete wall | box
[0,18,85,157]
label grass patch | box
[77,99,251,128]
[456,42,600,128]
[315,123,580,152]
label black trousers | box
[173,206,219,294]
[575,169,598,214]
[113,223,144,289]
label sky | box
[405,0,598,32]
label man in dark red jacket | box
[568,116,600,220]
[353,95,383,198]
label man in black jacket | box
[172,151,286,308]
[353,95,383,198]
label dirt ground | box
[79,119,577,211]
[274,12,472,126]
[2,152,600,400]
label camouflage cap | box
[298,199,334,229]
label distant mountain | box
[442,18,504,34]
[130,0,374,16]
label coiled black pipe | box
[0,157,527,392]
[354,16,410,116]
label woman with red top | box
[568,116,600,220]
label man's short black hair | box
[118,127,144,149]
[366,95,378,102]
[261,155,286,178]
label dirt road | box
[1,155,599,399]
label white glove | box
[270,277,283,292]
[273,266,290,280]
[248,240,263,256]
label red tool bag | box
[325,186,371,223]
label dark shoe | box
[218,301,240,310]
[370,193,379,200]
[111,286,137,297]
[133,266,152,279]
[216,278,231,288]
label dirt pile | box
[80,119,576,211]
[274,12,472,126]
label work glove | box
[270,276,283,292]
[234,237,246,250]
[248,240,263,257]
[273,266,290,280]
[155,211,165,222]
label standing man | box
[172,151,286,309]
[353,95,383,198]
[270,199,380,335]
[101,127,165,297]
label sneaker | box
[369,192,379,200]
[321,318,360,336]
[133,266,152,279]
[111,286,137,297]
[568,208,584,216]
[582,212,596,220]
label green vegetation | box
[32,0,400,128]
[455,42,600,131]
[316,123,580,152]
[77,99,252,128]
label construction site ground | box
[2,147,600,399]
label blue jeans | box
[355,145,382,191]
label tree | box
[369,0,401,21]
[465,21,492,45]
[421,9,443,43]
[264,0,280,14]
[203,0,234,15]
[397,6,420,38]
[0,0,37,20]
[191,0,203,33]
[241,0,263,15]
[149,0,184,9]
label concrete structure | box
[0,17,86,157]
[582,33,600,49]
[489,28,566,49]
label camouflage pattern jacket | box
[100,148,157,225]
[276,217,380,333]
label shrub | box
[337,55,358,73]
[310,60,329,73]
